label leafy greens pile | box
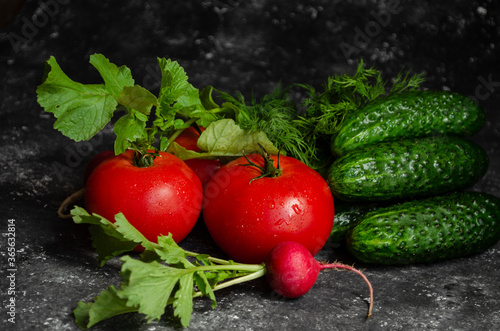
[37,54,424,170]
[70,207,266,329]
[36,54,425,328]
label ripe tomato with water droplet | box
[203,153,334,263]
[84,150,203,243]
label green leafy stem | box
[36,54,425,170]
[70,206,266,329]
[37,54,427,329]
[36,54,262,166]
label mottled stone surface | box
[1,1,499,330]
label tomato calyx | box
[241,144,282,183]
[132,148,160,168]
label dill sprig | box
[217,85,317,166]
[297,60,425,138]
[217,60,425,171]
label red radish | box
[265,241,374,317]
[203,152,334,264]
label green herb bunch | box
[37,54,424,170]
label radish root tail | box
[320,262,374,318]
[57,188,85,219]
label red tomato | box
[202,154,335,263]
[174,126,221,187]
[175,126,204,152]
[84,150,203,243]
[83,151,114,184]
[183,158,221,187]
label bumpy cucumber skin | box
[328,136,488,202]
[346,192,500,265]
[329,201,381,243]
[331,91,485,156]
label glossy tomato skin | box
[83,150,114,184]
[84,150,203,243]
[203,154,335,263]
[175,126,204,152]
[183,158,221,187]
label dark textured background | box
[1,1,499,330]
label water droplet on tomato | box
[292,204,302,215]
[274,218,285,226]
[269,201,275,209]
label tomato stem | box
[132,151,156,167]
[241,144,282,183]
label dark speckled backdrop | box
[1,1,499,330]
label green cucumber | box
[328,136,488,202]
[331,90,485,156]
[329,201,381,243]
[346,192,500,265]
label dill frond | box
[216,60,425,170]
